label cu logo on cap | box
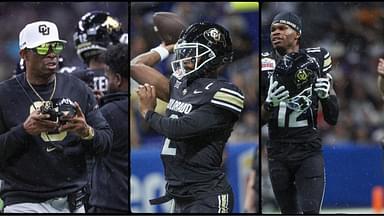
[38,24,50,35]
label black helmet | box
[73,11,123,63]
[273,52,320,112]
[171,22,233,80]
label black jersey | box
[0,73,112,206]
[145,76,244,198]
[261,47,332,145]
[59,66,108,95]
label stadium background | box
[0,2,128,211]
[130,2,258,213]
[262,2,384,214]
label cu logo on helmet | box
[204,28,223,44]
[38,24,50,35]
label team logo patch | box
[261,57,276,71]
[204,28,225,45]
[38,24,50,35]
[295,69,309,84]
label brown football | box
[153,12,187,45]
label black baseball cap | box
[272,12,302,34]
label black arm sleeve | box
[145,104,235,140]
[320,94,339,126]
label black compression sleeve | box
[320,95,339,126]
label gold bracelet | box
[81,126,95,140]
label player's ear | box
[19,49,27,60]
[296,32,301,40]
[116,73,123,87]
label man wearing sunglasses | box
[0,21,112,213]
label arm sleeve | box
[145,104,236,140]
[0,124,30,166]
[320,94,339,126]
[82,89,113,156]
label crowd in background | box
[0,2,128,81]
[130,2,259,149]
[262,2,384,212]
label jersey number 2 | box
[277,102,308,128]
[161,114,178,156]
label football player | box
[260,12,339,214]
[63,11,127,212]
[131,22,244,213]
[60,11,127,103]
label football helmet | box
[273,52,320,112]
[73,11,123,63]
[171,22,233,80]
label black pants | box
[173,190,234,213]
[268,153,325,214]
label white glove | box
[314,73,332,99]
[266,75,290,107]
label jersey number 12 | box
[277,102,308,128]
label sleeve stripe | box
[211,99,242,113]
[306,50,321,53]
[323,56,332,68]
[324,52,330,59]
[306,47,321,51]
[219,88,245,99]
[323,64,332,72]
[214,92,244,108]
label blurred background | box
[0,2,128,81]
[262,2,384,214]
[130,2,258,213]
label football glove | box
[314,73,332,99]
[266,75,289,107]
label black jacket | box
[89,92,128,211]
[0,73,112,206]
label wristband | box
[150,45,169,61]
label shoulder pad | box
[304,47,332,74]
[210,82,244,114]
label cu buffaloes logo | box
[204,28,225,45]
[295,69,309,84]
[38,24,50,35]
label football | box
[153,12,187,45]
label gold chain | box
[26,75,56,102]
